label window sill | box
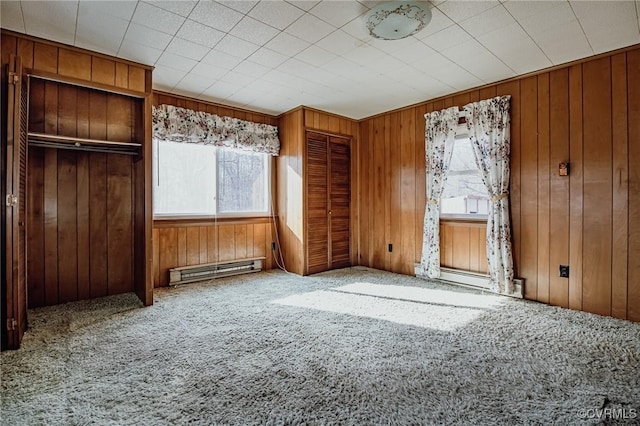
[440,216,488,227]
[154,216,275,228]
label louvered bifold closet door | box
[329,139,350,269]
[306,133,329,274]
[3,55,29,350]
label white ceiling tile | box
[437,0,500,22]
[230,16,280,46]
[570,0,636,28]
[341,14,373,41]
[422,25,472,51]
[248,1,305,30]
[156,51,198,72]
[166,38,211,61]
[415,7,455,38]
[261,68,297,85]
[265,32,310,56]
[217,1,259,14]
[190,1,244,32]
[425,61,483,90]
[316,30,362,55]
[190,61,228,79]
[220,70,257,86]
[286,1,321,12]
[444,43,515,83]
[146,0,198,17]
[174,73,213,95]
[367,34,422,55]
[342,44,388,66]
[479,24,552,75]
[285,12,335,43]
[153,65,188,89]
[309,1,368,28]
[215,35,261,59]
[176,20,225,48]
[21,1,77,45]
[201,49,244,69]
[459,4,515,37]
[277,58,317,76]
[233,60,271,78]
[118,40,165,65]
[411,50,460,72]
[533,21,592,65]
[202,80,238,99]
[78,0,137,21]
[124,23,173,51]
[516,2,577,39]
[247,48,290,68]
[76,13,129,57]
[295,45,338,67]
[584,18,640,55]
[502,0,559,22]
[1,1,25,33]
[386,39,436,64]
[131,1,186,35]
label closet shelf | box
[28,132,141,155]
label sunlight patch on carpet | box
[272,283,502,331]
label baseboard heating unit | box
[169,257,264,286]
[415,265,524,298]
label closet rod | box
[28,132,141,149]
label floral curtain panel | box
[152,104,280,156]
[419,106,459,278]
[463,95,514,294]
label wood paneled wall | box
[151,93,279,286]
[276,107,358,275]
[440,220,488,274]
[26,80,140,308]
[153,221,275,287]
[2,30,154,308]
[357,45,640,321]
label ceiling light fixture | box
[365,1,432,40]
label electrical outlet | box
[559,265,569,278]
[388,243,393,252]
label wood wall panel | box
[24,80,141,308]
[439,221,489,274]
[582,57,613,317]
[357,45,640,321]
[549,68,570,308]
[626,49,640,322]
[152,222,275,287]
[27,148,135,307]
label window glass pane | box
[153,140,216,215]
[217,149,268,214]
[441,137,489,216]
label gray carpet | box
[1,267,639,425]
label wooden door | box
[305,132,351,274]
[306,133,329,274]
[329,138,350,269]
[4,55,28,350]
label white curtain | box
[419,106,459,278]
[463,95,514,294]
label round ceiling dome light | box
[365,2,432,40]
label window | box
[441,129,489,218]
[153,139,270,217]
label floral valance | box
[152,104,280,156]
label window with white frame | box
[441,126,489,218]
[152,139,270,217]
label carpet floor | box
[1,267,639,425]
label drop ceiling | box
[1,0,639,119]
